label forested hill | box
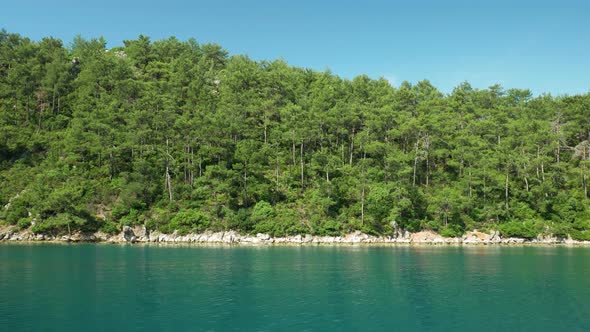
[2,31,590,239]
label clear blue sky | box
[3,0,589,95]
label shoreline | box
[1,225,590,246]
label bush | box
[160,209,210,234]
[440,224,464,238]
[498,221,539,239]
[317,220,342,236]
[253,205,307,237]
[252,219,276,236]
[6,203,28,225]
[16,218,32,230]
[549,223,571,239]
[100,221,120,235]
[572,219,590,231]
[144,218,160,232]
[570,230,590,241]
[225,208,251,232]
[425,219,443,232]
[144,208,173,232]
[248,201,275,233]
[31,213,86,235]
[120,208,142,226]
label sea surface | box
[0,244,589,331]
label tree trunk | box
[165,139,173,201]
[243,166,248,207]
[583,173,588,199]
[264,122,267,144]
[349,128,355,166]
[300,142,304,189]
[361,186,365,225]
[426,155,430,187]
[52,84,56,114]
[292,133,296,166]
[361,151,366,225]
[483,168,487,203]
[505,164,509,210]
[468,169,472,197]
[275,156,280,193]
[412,141,419,187]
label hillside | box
[2,31,590,240]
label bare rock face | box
[489,230,501,242]
[344,231,369,243]
[122,226,136,242]
[411,230,444,243]
[463,231,491,244]
[223,231,238,243]
[208,232,224,242]
[3,221,590,246]
[393,228,411,241]
[147,230,160,242]
[132,226,149,242]
[256,233,271,241]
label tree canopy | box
[2,31,590,239]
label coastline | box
[1,225,589,246]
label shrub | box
[144,219,160,232]
[498,221,539,239]
[425,220,443,232]
[252,219,276,236]
[226,208,251,232]
[572,219,590,231]
[31,213,86,235]
[249,201,275,232]
[161,209,210,234]
[6,203,28,225]
[253,205,307,237]
[570,230,590,241]
[120,208,141,226]
[317,220,342,236]
[100,221,120,235]
[440,224,464,238]
[549,223,571,239]
[16,218,31,230]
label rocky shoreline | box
[1,225,589,246]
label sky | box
[3,0,589,95]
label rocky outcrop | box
[411,230,446,244]
[1,225,590,246]
[122,226,135,242]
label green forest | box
[2,31,590,240]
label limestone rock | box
[256,233,271,241]
[133,226,149,242]
[462,230,491,244]
[489,230,501,242]
[122,226,136,242]
[208,232,224,242]
[223,231,238,243]
[411,230,444,243]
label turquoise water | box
[0,244,589,331]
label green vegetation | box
[1,30,590,238]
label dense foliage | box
[2,31,590,239]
